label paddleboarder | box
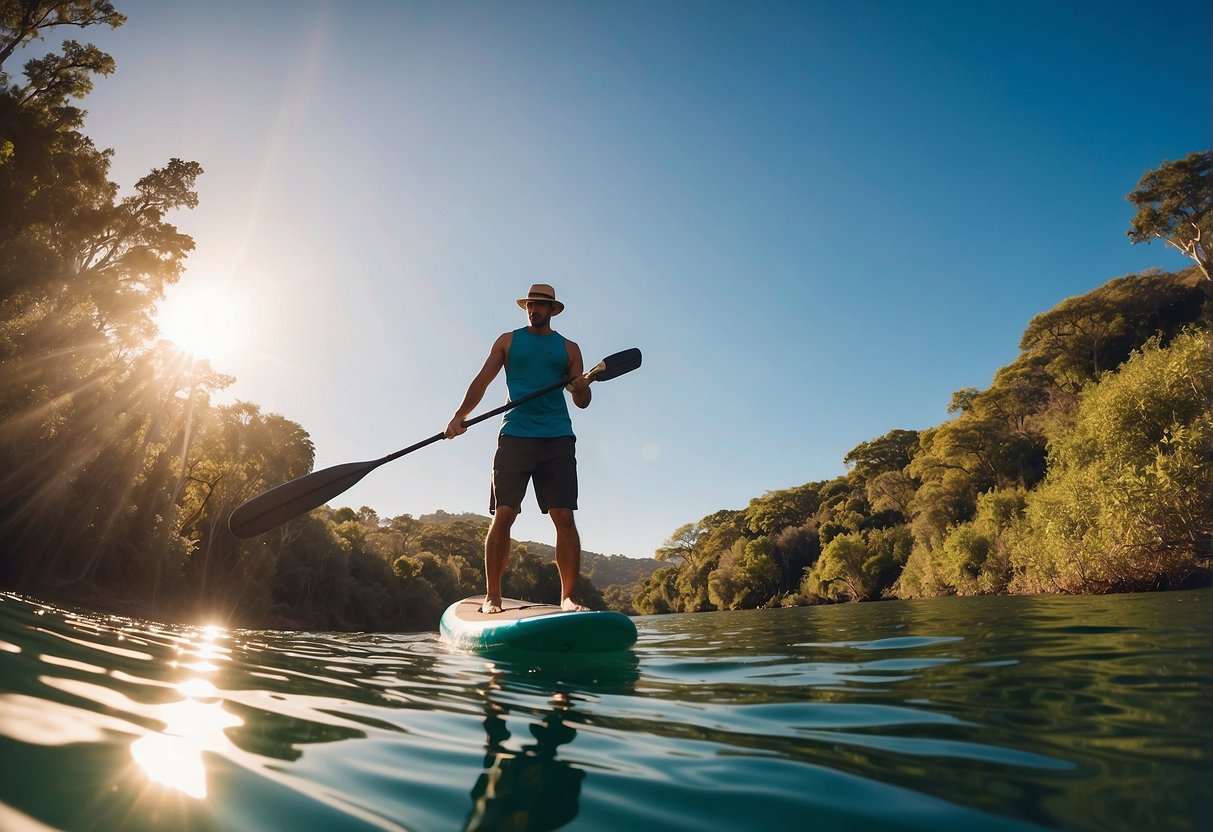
[445,284,594,614]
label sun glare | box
[130,696,242,799]
[129,628,240,800]
[155,283,250,364]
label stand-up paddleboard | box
[440,597,637,653]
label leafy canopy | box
[1127,150,1212,281]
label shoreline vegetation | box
[1,6,1210,631]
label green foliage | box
[635,508,747,613]
[1010,331,1213,593]
[803,527,908,603]
[417,517,488,566]
[0,6,220,610]
[906,462,976,552]
[633,566,680,615]
[655,522,698,563]
[1018,268,1207,391]
[934,488,1027,595]
[502,544,561,605]
[865,470,916,516]
[845,429,919,481]
[743,483,820,536]
[1126,150,1212,281]
[0,2,126,73]
[602,584,637,615]
[707,537,781,610]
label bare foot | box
[560,598,590,612]
[480,597,503,614]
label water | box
[0,590,1209,831]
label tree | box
[417,517,489,571]
[0,1,125,73]
[805,533,875,602]
[503,543,562,603]
[0,9,211,611]
[743,483,820,536]
[905,461,977,553]
[655,522,699,565]
[633,566,680,615]
[363,513,422,562]
[770,522,820,593]
[844,429,919,481]
[1018,270,1205,391]
[976,363,1053,437]
[638,509,747,613]
[602,584,636,615]
[865,470,916,516]
[1127,150,1211,281]
[935,488,1027,595]
[173,403,314,620]
[10,38,113,109]
[707,537,780,610]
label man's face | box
[525,300,554,328]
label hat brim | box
[517,298,564,315]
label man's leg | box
[483,505,517,614]
[549,508,589,611]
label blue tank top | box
[501,328,574,438]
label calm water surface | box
[0,590,1208,831]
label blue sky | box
[71,0,1209,558]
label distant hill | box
[522,542,662,590]
[417,510,489,525]
[415,511,661,589]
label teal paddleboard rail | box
[440,597,638,653]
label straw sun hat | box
[516,283,565,315]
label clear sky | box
[70,0,1209,558]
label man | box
[445,284,595,614]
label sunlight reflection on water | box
[130,626,236,800]
[130,696,242,799]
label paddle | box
[227,348,642,539]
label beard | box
[528,309,552,329]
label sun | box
[155,281,250,364]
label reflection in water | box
[130,627,241,800]
[172,624,229,673]
[129,683,242,799]
[465,672,585,832]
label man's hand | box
[567,372,594,409]
[445,415,468,439]
[566,374,593,395]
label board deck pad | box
[440,596,637,653]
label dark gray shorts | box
[490,435,577,515]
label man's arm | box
[564,340,592,409]
[446,333,511,438]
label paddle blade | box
[591,348,642,381]
[227,460,380,539]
